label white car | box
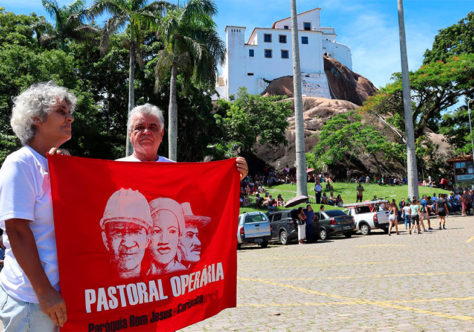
[343,200,390,235]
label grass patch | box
[240,182,451,214]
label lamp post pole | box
[397,0,419,200]
[468,99,474,166]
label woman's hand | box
[236,157,248,180]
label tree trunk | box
[397,0,419,199]
[290,0,307,197]
[126,41,136,156]
[168,63,178,161]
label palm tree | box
[41,0,97,50]
[290,0,307,197]
[89,0,171,155]
[154,0,225,161]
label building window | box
[264,49,272,58]
[281,50,289,58]
[304,22,311,31]
[279,35,287,43]
[264,33,272,42]
[456,162,466,169]
[249,49,254,57]
[301,36,308,44]
[247,73,254,76]
[284,25,289,30]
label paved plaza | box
[182,215,474,332]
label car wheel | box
[260,240,268,248]
[344,232,352,238]
[319,228,327,241]
[280,230,289,245]
[360,223,371,235]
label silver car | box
[237,212,271,248]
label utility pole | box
[397,0,419,200]
[290,0,307,197]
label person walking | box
[314,182,322,204]
[356,182,364,202]
[297,207,306,245]
[402,201,412,232]
[410,199,422,234]
[388,200,399,235]
[436,194,449,229]
[420,195,432,230]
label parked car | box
[237,212,271,248]
[343,200,390,235]
[268,209,320,244]
[315,209,356,240]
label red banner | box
[48,155,240,331]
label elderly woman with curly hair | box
[0,82,76,331]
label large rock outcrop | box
[323,56,377,106]
[253,97,359,172]
[261,55,377,106]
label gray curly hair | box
[10,82,77,145]
[127,103,164,134]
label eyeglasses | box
[133,124,160,133]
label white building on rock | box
[216,8,352,100]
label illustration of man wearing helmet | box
[179,202,211,269]
[100,188,152,278]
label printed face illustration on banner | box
[100,189,152,278]
[180,202,211,267]
[148,197,186,275]
[49,155,240,332]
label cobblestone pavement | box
[181,215,474,332]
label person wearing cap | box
[116,103,249,180]
[148,198,186,275]
[179,202,211,268]
[100,188,152,279]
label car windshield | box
[245,214,267,223]
[325,210,346,217]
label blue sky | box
[1,0,472,88]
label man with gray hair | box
[117,103,249,179]
[117,103,171,162]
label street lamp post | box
[468,99,474,166]
[468,99,474,189]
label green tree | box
[210,88,291,158]
[439,104,472,155]
[89,0,171,155]
[309,111,404,175]
[154,0,225,161]
[41,0,97,50]
[423,11,473,64]
[363,53,474,138]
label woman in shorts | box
[388,200,399,235]
[410,199,422,234]
[436,194,449,230]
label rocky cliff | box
[253,57,451,178]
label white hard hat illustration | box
[181,202,211,227]
[149,197,185,235]
[100,188,152,231]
